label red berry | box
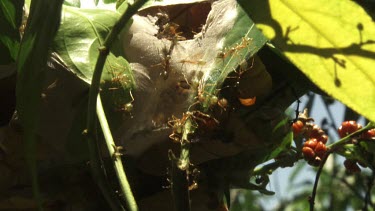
[338,121,362,138]
[344,159,361,173]
[304,138,318,149]
[314,142,327,158]
[309,124,325,139]
[292,120,304,136]
[302,147,315,161]
[316,134,328,144]
[361,129,375,140]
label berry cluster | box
[338,121,375,173]
[294,120,329,166]
[292,109,329,166]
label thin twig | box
[309,122,375,210]
[309,151,331,211]
[85,1,148,210]
[97,95,137,210]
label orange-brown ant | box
[152,38,178,79]
[217,37,252,60]
[167,111,219,143]
[223,57,258,107]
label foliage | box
[0,0,23,63]
[0,0,374,210]
[239,0,375,123]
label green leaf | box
[0,0,23,62]
[202,5,268,110]
[267,117,293,160]
[53,6,135,125]
[53,6,120,81]
[240,0,375,123]
[0,0,17,29]
[16,0,64,208]
[63,0,81,7]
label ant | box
[152,37,178,79]
[112,144,125,160]
[105,64,132,88]
[155,10,186,41]
[167,111,219,143]
[187,77,228,111]
[217,37,252,60]
[168,114,186,143]
[224,57,257,107]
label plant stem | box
[86,0,147,210]
[169,115,193,211]
[97,95,137,211]
[178,117,193,170]
[310,122,375,211]
[169,151,191,211]
[309,151,331,211]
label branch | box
[97,95,137,210]
[309,151,331,211]
[85,1,148,210]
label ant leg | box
[129,90,135,103]
[188,100,200,111]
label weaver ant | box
[167,111,219,143]
[186,76,229,112]
[223,57,257,107]
[217,37,252,60]
[152,38,178,79]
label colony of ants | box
[166,34,258,143]
[168,110,220,144]
[102,8,258,144]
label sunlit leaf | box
[240,0,375,123]
[201,4,268,111]
[63,0,81,7]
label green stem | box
[86,0,148,210]
[169,151,191,211]
[169,115,194,211]
[178,117,193,170]
[327,122,375,150]
[97,95,138,211]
